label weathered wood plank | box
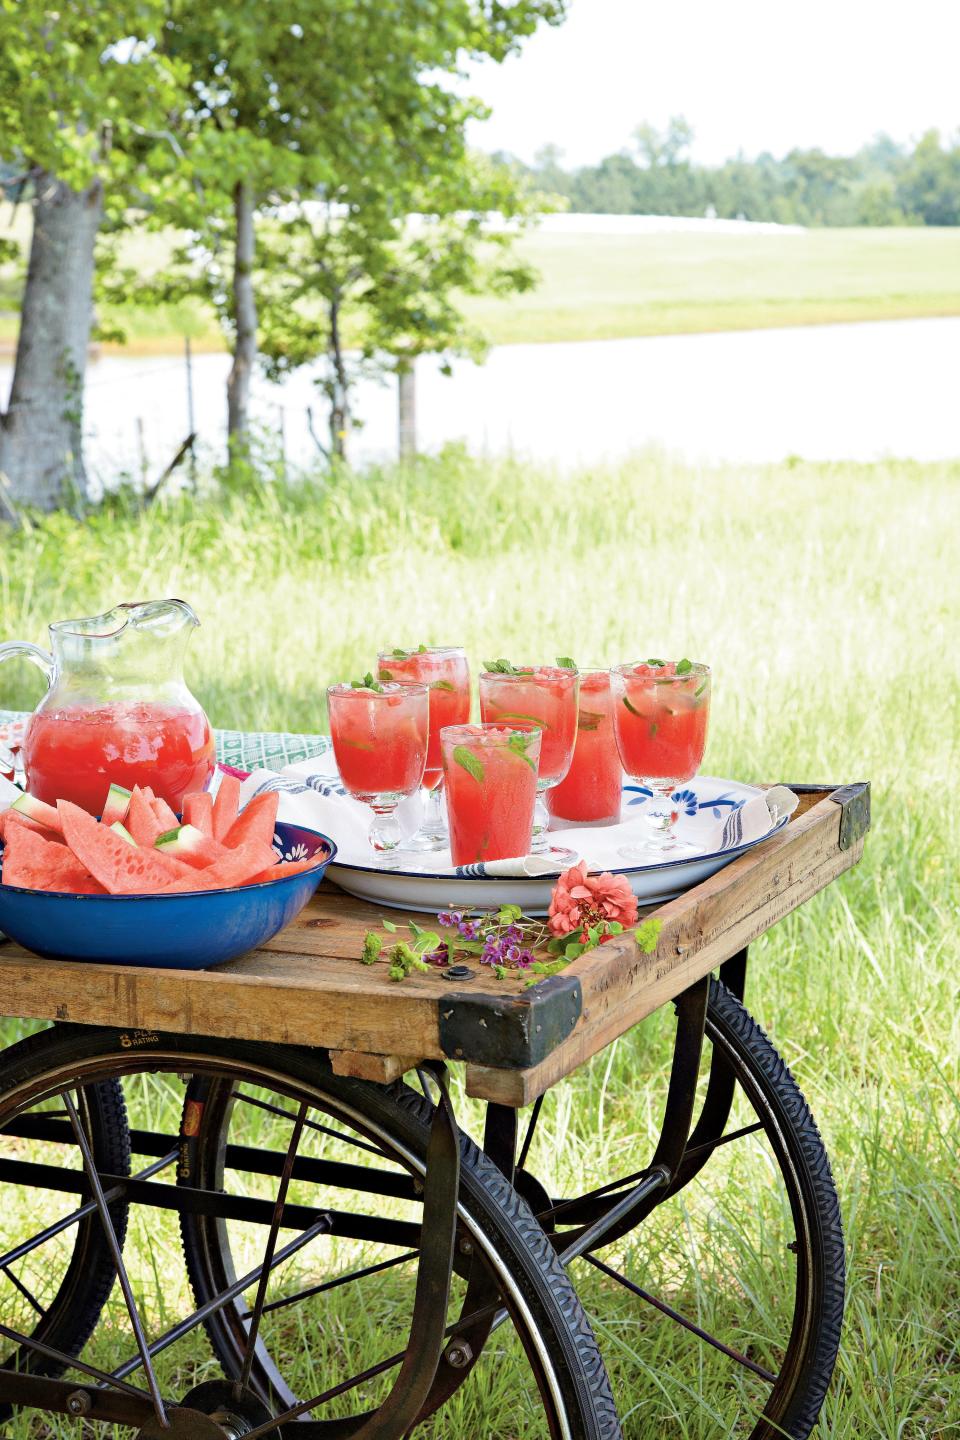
[329,1050,421,1083]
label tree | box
[896,130,960,226]
[0,2,182,510]
[117,0,566,459]
[252,152,539,462]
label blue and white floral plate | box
[327,777,795,916]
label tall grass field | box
[0,452,957,1437]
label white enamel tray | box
[327,776,791,915]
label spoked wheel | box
[0,1053,130,1420]
[0,1025,621,1440]
[515,976,845,1440]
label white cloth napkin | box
[239,759,798,875]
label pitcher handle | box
[0,641,55,688]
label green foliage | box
[515,119,960,227]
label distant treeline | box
[500,119,960,226]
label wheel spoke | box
[237,1099,308,1393]
[516,1095,544,1171]
[258,1249,419,1317]
[584,1254,778,1384]
[110,1216,332,1381]
[2,1264,44,1316]
[233,1089,385,1158]
[62,1090,168,1425]
[0,1318,150,1400]
[0,1149,177,1271]
[683,1119,765,1162]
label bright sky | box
[465,0,960,167]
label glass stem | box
[645,785,680,849]
[531,792,550,853]
[369,804,403,868]
[422,782,447,841]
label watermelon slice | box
[142,786,156,803]
[127,787,165,846]
[151,796,179,830]
[224,792,279,851]
[211,775,241,843]
[101,783,132,828]
[155,824,225,869]
[110,821,138,846]
[58,800,182,894]
[161,839,278,893]
[183,791,214,837]
[11,793,63,837]
[243,856,322,886]
[2,820,105,894]
[1,808,54,841]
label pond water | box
[2,316,958,480]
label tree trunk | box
[226,179,257,451]
[327,288,349,462]
[0,172,102,511]
[398,361,417,461]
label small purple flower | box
[458,919,480,940]
[517,949,534,969]
[506,945,521,965]
[437,911,456,928]
[424,942,450,967]
[503,925,522,944]
[480,936,505,966]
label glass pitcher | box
[0,599,215,814]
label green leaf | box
[453,745,485,783]
[431,679,455,691]
[556,656,577,670]
[382,919,398,933]
[622,695,643,717]
[694,679,709,699]
[506,731,538,769]
[494,711,548,728]
[577,708,604,732]
[392,648,408,657]
[635,918,663,954]
[379,668,394,681]
[564,940,586,959]
[412,931,441,953]
[498,903,523,923]
[676,658,693,674]
[646,658,666,667]
[482,658,518,674]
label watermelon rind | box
[101,783,132,827]
[11,792,62,834]
[110,822,138,847]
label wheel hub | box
[137,1381,279,1440]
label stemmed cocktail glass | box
[610,660,711,858]
[479,664,579,863]
[376,646,470,852]
[327,679,428,868]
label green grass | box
[2,224,959,353]
[0,451,958,1436]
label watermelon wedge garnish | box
[151,796,179,831]
[155,824,225,870]
[100,783,132,828]
[11,793,63,838]
[243,856,322,885]
[183,791,214,837]
[224,791,279,851]
[2,817,105,894]
[127,787,165,846]
[212,774,241,843]
[160,838,278,893]
[57,800,184,895]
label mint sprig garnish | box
[646,658,666,667]
[431,679,455,691]
[676,658,693,675]
[453,746,484,782]
[622,695,642,717]
[482,658,520,674]
[506,730,538,770]
[556,656,577,670]
[350,672,384,692]
[577,708,604,732]
[694,678,709,698]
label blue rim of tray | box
[327,779,789,880]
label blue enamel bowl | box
[0,821,336,970]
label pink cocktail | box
[377,646,470,851]
[611,660,712,855]
[441,723,541,866]
[479,665,579,858]
[546,669,622,826]
[327,680,428,866]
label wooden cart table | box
[0,781,869,1440]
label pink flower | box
[548,862,638,938]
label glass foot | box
[400,829,447,854]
